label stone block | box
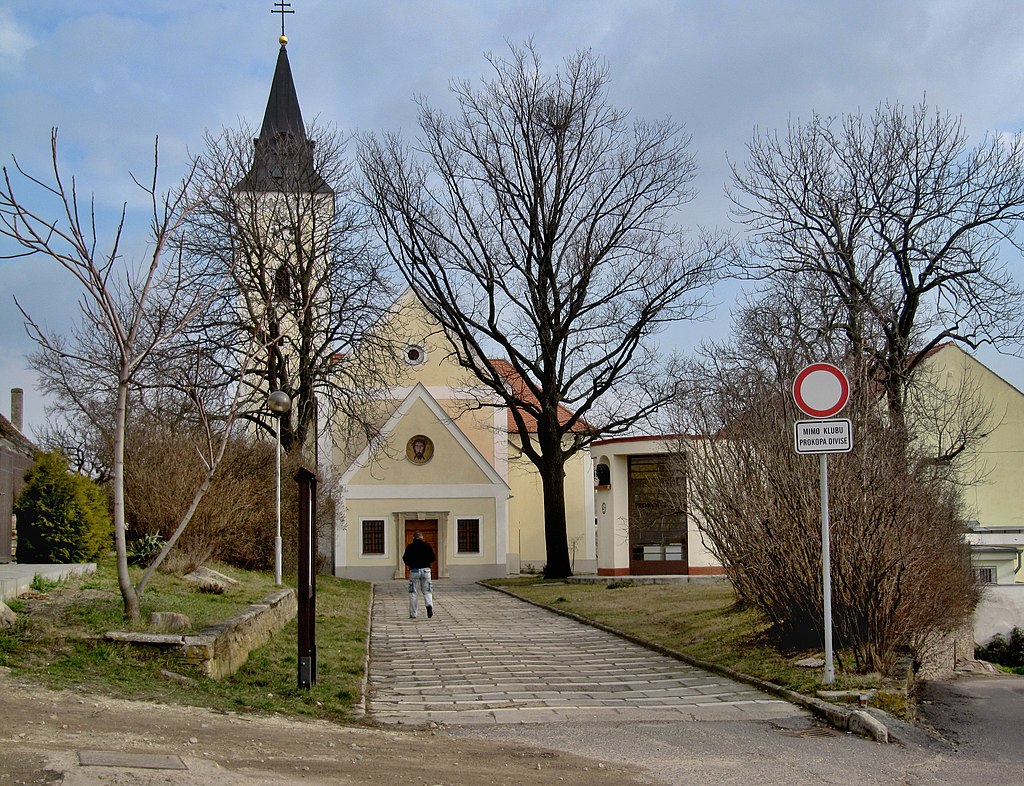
[149,611,191,632]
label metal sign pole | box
[819,453,835,685]
[793,362,849,687]
[274,423,282,586]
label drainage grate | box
[778,726,837,738]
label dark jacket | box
[403,538,435,569]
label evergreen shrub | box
[13,451,111,564]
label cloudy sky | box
[2,0,1024,434]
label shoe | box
[426,605,433,618]
[409,614,416,619]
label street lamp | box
[268,390,292,586]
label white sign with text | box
[794,418,853,454]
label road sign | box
[794,418,853,454]
[791,363,851,687]
[793,363,850,418]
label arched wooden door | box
[403,520,439,578]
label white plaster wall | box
[974,584,1024,645]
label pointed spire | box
[257,42,306,147]
[238,38,331,194]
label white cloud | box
[0,6,36,67]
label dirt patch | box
[13,586,116,631]
[0,673,648,785]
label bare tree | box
[728,99,1024,438]
[361,43,725,578]
[35,416,113,483]
[182,123,399,459]
[676,324,980,673]
[0,130,248,620]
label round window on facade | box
[404,344,426,366]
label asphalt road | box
[917,672,1024,765]
[452,672,1024,785]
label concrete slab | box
[0,563,95,601]
[78,750,187,770]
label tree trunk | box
[540,460,572,578]
[537,420,572,578]
[112,379,140,622]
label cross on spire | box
[271,1,294,39]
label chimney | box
[11,388,23,433]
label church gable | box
[381,290,482,391]
[342,383,507,489]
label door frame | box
[402,519,438,579]
[395,511,447,578]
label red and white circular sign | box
[793,363,850,418]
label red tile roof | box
[488,359,587,433]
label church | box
[239,30,1024,587]
[243,34,596,581]
[325,289,596,581]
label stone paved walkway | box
[367,580,806,726]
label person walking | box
[403,531,435,619]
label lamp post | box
[268,390,292,586]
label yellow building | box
[915,344,1024,584]
[327,291,596,581]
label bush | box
[686,383,979,676]
[123,423,279,572]
[977,627,1024,670]
[14,451,111,564]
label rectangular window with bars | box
[456,517,481,554]
[361,519,385,555]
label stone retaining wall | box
[106,588,296,679]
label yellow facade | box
[507,436,595,574]
[329,290,596,580]
[916,345,1024,583]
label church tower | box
[238,35,331,195]
[232,30,335,455]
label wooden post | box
[295,467,317,689]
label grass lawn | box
[0,555,371,721]
[489,578,885,697]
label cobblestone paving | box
[367,581,806,726]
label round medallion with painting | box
[406,435,434,464]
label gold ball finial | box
[279,34,288,46]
